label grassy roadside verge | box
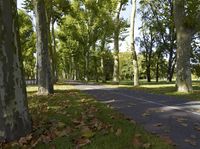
[103,80,200,101]
[3,85,174,149]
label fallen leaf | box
[115,128,122,136]
[76,138,91,147]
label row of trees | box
[0,0,200,142]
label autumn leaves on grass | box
[2,87,174,149]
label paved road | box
[70,82,200,149]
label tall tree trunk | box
[174,0,193,92]
[167,49,174,82]
[156,55,160,82]
[34,0,53,95]
[113,1,123,83]
[146,64,151,82]
[100,38,106,83]
[167,0,176,82]
[145,49,152,82]
[84,46,90,82]
[92,43,99,82]
[113,34,120,82]
[130,0,139,86]
[51,20,58,82]
[0,0,32,142]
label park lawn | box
[4,85,174,149]
[105,80,200,101]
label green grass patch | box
[105,80,200,101]
[4,85,174,149]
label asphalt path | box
[70,81,200,149]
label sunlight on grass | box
[105,80,200,101]
[4,84,174,149]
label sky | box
[17,0,141,52]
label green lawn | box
[4,85,174,149]
[105,80,200,101]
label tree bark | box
[84,46,90,82]
[167,0,176,82]
[51,20,58,83]
[34,0,54,95]
[100,38,106,83]
[130,0,139,86]
[156,55,160,82]
[0,0,32,142]
[174,0,193,92]
[113,1,123,83]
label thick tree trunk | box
[130,0,139,86]
[174,0,193,92]
[34,0,53,95]
[113,1,123,83]
[0,0,32,142]
[113,33,120,82]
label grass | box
[4,84,174,149]
[104,80,200,101]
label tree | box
[139,0,177,82]
[33,0,54,95]
[113,0,123,82]
[130,0,139,86]
[18,10,36,79]
[0,0,32,141]
[174,0,193,92]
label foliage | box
[18,9,36,79]
[119,52,134,80]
